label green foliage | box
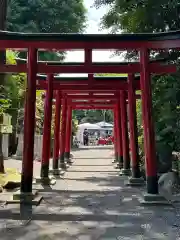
[81,110,103,123]
[36,90,45,135]
[7,0,86,33]
[72,118,78,136]
[2,0,87,130]
[94,0,180,33]
[7,0,87,61]
[93,0,180,172]
[74,73,118,124]
[0,51,24,115]
[0,99,10,115]
[152,74,180,158]
[138,135,144,160]
[73,110,87,123]
[0,0,87,161]
[85,110,113,123]
[2,51,27,134]
[73,109,113,124]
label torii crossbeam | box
[1,30,179,205]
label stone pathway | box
[0,148,180,239]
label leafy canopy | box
[7,0,87,61]
[94,0,180,33]
[7,0,87,33]
[93,0,180,172]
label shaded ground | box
[0,148,180,239]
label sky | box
[64,0,121,63]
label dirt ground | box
[0,147,180,239]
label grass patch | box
[0,168,21,190]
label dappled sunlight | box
[0,168,21,190]
[0,149,179,239]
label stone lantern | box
[0,113,12,159]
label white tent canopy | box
[76,123,101,144]
[78,123,101,130]
[96,121,113,128]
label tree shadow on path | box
[0,157,179,239]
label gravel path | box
[0,148,180,239]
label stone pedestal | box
[60,162,68,170]
[13,134,43,160]
[35,175,56,185]
[49,168,65,176]
[6,190,42,205]
[34,135,43,160]
[126,177,145,186]
[2,134,9,159]
[119,168,131,176]
[140,193,171,206]
[13,134,23,159]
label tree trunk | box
[0,0,7,29]
[0,0,8,173]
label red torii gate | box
[0,30,179,205]
[42,89,141,173]
[35,72,142,178]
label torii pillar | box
[51,90,63,175]
[65,106,73,164]
[20,48,37,199]
[119,90,131,176]
[112,108,118,163]
[114,101,123,169]
[59,97,68,170]
[140,48,168,204]
[127,74,144,186]
[39,74,54,185]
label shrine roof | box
[1,30,180,41]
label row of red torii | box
[0,30,180,204]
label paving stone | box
[0,147,180,239]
